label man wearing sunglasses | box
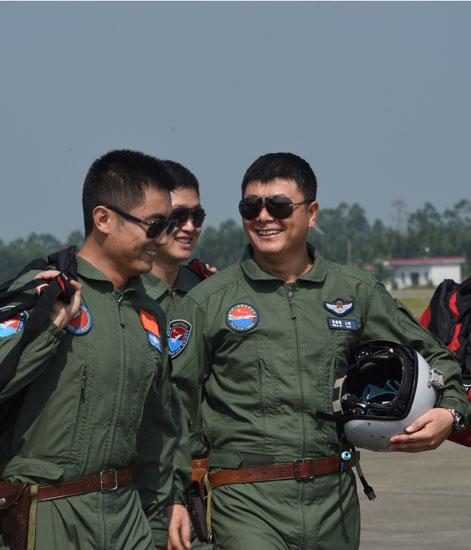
[0,150,191,550]
[169,152,469,550]
[141,160,214,550]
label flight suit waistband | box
[207,452,359,489]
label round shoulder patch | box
[168,320,192,358]
[66,304,93,335]
[0,306,29,338]
[226,303,259,333]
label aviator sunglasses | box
[170,207,206,228]
[106,206,178,238]
[238,196,314,220]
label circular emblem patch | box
[0,307,29,338]
[66,304,92,335]
[226,303,259,333]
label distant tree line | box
[1,199,470,283]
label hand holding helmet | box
[333,340,445,452]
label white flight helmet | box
[333,340,444,451]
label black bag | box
[420,277,471,385]
[0,246,78,457]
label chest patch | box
[168,320,192,358]
[323,299,354,317]
[327,317,358,331]
[226,303,259,333]
[66,304,92,335]
[0,307,29,338]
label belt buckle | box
[294,458,314,481]
[100,469,118,492]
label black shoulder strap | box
[0,246,78,392]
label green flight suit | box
[170,245,470,550]
[0,255,184,550]
[142,265,211,550]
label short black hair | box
[82,149,175,236]
[162,160,200,195]
[241,152,317,201]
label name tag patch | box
[328,317,358,331]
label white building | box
[384,256,465,290]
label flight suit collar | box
[240,243,327,284]
[141,265,200,300]
[76,255,144,293]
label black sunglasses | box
[170,207,206,228]
[238,196,313,220]
[106,206,178,238]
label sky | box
[1,1,470,244]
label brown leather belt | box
[35,467,133,502]
[207,452,359,489]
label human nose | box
[181,216,196,231]
[153,230,169,246]
[257,199,273,221]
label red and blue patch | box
[168,320,192,358]
[139,309,161,352]
[0,307,28,338]
[226,303,259,333]
[66,304,93,335]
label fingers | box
[389,409,454,452]
[167,505,191,550]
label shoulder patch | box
[0,306,29,338]
[66,304,93,335]
[323,299,354,317]
[139,309,160,336]
[168,320,192,358]
[226,303,259,333]
[140,309,161,352]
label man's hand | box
[165,503,191,550]
[34,270,82,330]
[388,407,454,452]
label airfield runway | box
[359,441,471,549]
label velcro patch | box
[327,317,358,331]
[226,303,259,333]
[0,307,28,338]
[168,320,192,358]
[66,304,93,335]
[139,309,160,337]
[323,299,354,317]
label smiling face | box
[106,185,173,281]
[242,177,318,266]
[157,186,203,265]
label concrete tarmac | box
[359,441,471,549]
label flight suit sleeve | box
[0,283,66,402]
[362,281,470,417]
[169,296,208,431]
[133,327,191,547]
